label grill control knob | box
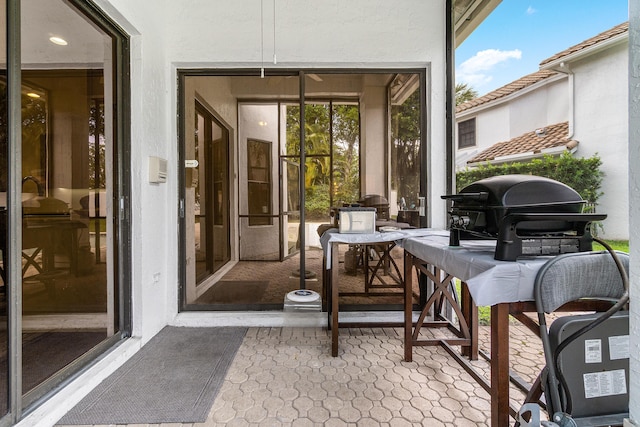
[449,214,470,228]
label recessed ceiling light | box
[49,36,68,46]
[26,92,41,98]
[258,121,268,127]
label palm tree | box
[455,82,478,105]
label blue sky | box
[455,0,629,96]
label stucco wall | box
[572,42,629,240]
[507,78,568,137]
[162,1,443,65]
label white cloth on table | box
[399,232,552,306]
[319,228,440,269]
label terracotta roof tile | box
[467,121,576,164]
[456,70,558,113]
[540,22,628,66]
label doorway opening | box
[178,71,427,312]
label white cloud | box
[456,48,522,88]
[459,49,522,73]
[459,73,494,88]
[527,6,536,15]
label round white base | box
[286,290,320,302]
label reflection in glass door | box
[0,0,131,417]
[19,15,117,407]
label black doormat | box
[58,326,247,425]
[195,280,268,304]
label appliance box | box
[338,207,376,234]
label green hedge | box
[456,152,604,204]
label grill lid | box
[453,174,584,209]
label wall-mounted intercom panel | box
[149,156,167,183]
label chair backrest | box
[533,250,630,423]
[534,251,628,314]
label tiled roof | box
[540,22,628,66]
[456,70,558,113]
[466,121,576,164]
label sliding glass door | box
[0,0,130,422]
[179,71,426,311]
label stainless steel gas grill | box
[441,174,606,261]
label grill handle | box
[441,192,489,202]
[498,212,607,225]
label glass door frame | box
[2,0,132,423]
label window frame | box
[457,117,476,149]
[247,138,273,226]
